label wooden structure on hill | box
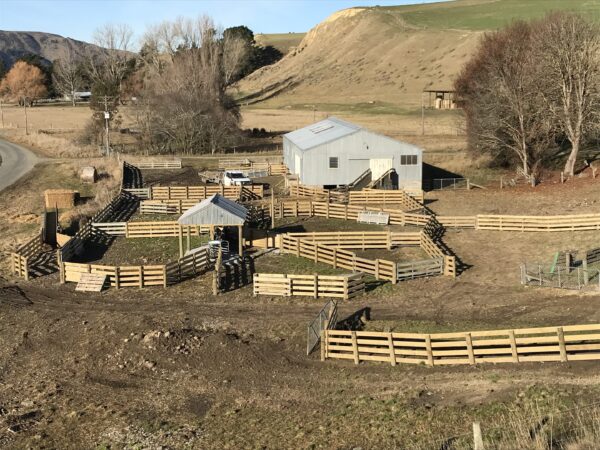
[423,89,459,109]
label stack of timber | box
[253,273,364,300]
[322,324,600,367]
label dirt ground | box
[4,159,600,448]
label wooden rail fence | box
[91,221,208,238]
[151,185,264,201]
[280,235,398,282]
[289,186,424,210]
[280,230,454,280]
[61,248,212,288]
[253,273,364,300]
[322,324,600,366]
[219,159,288,175]
[62,262,167,288]
[128,159,182,169]
[10,234,46,280]
[349,189,424,211]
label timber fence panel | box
[253,273,364,299]
[151,185,264,201]
[396,257,444,280]
[323,324,600,366]
[436,216,477,228]
[123,188,151,199]
[131,159,182,169]
[349,189,423,211]
[62,262,167,288]
[165,248,213,285]
[476,214,600,232]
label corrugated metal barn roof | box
[177,194,247,226]
[283,116,361,151]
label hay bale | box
[44,189,78,209]
[80,166,97,183]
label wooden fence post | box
[321,330,326,361]
[333,248,338,269]
[508,330,519,363]
[139,266,144,288]
[178,225,184,258]
[115,267,120,289]
[425,335,434,366]
[466,333,475,365]
[343,276,349,300]
[557,327,567,362]
[163,265,167,288]
[387,333,396,366]
[313,273,318,299]
[473,422,484,450]
[351,331,360,364]
[270,194,275,229]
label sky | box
[0,0,447,45]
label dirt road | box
[0,138,39,192]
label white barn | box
[283,117,422,189]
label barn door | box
[294,154,302,175]
[369,159,393,181]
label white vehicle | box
[223,170,251,186]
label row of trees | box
[456,13,600,179]
[0,19,283,153]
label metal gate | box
[307,300,338,355]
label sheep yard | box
[3,152,600,450]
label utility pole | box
[24,97,29,136]
[421,92,425,136]
[103,96,111,156]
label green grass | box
[377,0,600,31]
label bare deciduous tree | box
[536,13,600,176]
[137,16,245,154]
[86,23,134,95]
[455,22,554,182]
[52,51,83,106]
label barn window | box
[400,155,418,165]
[329,157,339,169]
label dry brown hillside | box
[236,0,600,109]
[236,7,481,107]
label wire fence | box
[424,178,470,191]
[520,263,600,291]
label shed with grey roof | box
[178,194,248,255]
[283,117,422,189]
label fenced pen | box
[278,230,455,283]
[253,273,365,300]
[520,264,600,291]
[321,323,600,366]
[60,247,213,288]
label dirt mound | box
[236,7,480,107]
